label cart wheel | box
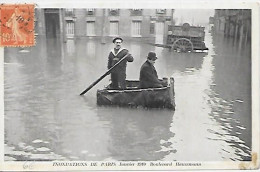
[172,38,194,53]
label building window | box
[65,8,74,16]
[156,9,166,14]
[132,21,141,37]
[86,9,95,15]
[109,21,119,36]
[66,20,75,36]
[150,22,155,34]
[86,21,95,36]
[109,9,119,16]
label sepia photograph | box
[0,1,259,171]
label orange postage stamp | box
[0,4,35,47]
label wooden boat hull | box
[97,78,175,110]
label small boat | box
[97,77,175,110]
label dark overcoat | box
[139,60,163,89]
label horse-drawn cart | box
[167,23,208,52]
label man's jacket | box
[139,60,163,88]
[107,48,133,74]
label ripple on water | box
[69,156,79,160]
[224,111,234,114]
[24,145,35,151]
[236,125,246,130]
[5,141,67,161]
[36,147,51,152]
[81,150,89,154]
[32,139,43,144]
[235,99,243,103]
[18,142,26,149]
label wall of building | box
[35,8,174,43]
[35,8,46,35]
[213,9,251,43]
[74,9,86,36]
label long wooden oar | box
[80,53,129,95]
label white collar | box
[111,47,126,56]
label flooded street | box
[4,30,251,161]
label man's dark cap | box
[113,37,123,43]
[147,51,158,60]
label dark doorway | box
[44,9,61,38]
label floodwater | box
[4,30,251,161]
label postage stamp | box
[0,4,35,47]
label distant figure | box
[139,52,165,89]
[107,37,134,89]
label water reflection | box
[97,107,175,161]
[86,40,96,58]
[66,39,75,57]
[207,94,251,160]
[210,32,251,160]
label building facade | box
[35,8,174,42]
[213,9,251,43]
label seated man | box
[139,52,166,89]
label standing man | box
[139,51,165,89]
[107,37,134,89]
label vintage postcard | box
[0,0,259,171]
